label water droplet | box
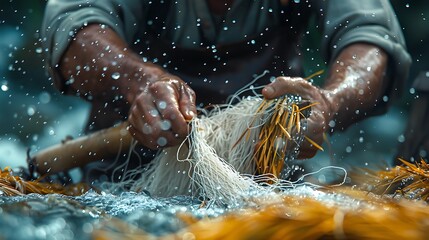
[35,47,42,53]
[159,120,171,131]
[82,223,93,234]
[158,101,167,110]
[1,84,8,92]
[366,66,372,71]
[48,128,55,136]
[157,137,167,147]
[27,106,36,116]
[142,124,152,134]
[397,134,405,143]
[39,91,51,104]
[345,146,352,153]
[111,72,120,80]
[274,137,286,150]
[382,95,389,102]
[149,109,159,117]
[318,174,326,184]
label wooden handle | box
[31,122,134,175]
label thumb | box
[262,77,312,100]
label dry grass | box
[0,167,89,196]
[241,96,322,178]
[356,158,429,202]
[173,197,429,240]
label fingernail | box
[187,110,196,119]
[264,86,275,95]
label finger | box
[128,97,161,149]
[130,91,181,149]
[129,114,181,149]
[150,82,189,139]
[178,83,197,121]
[262,76,314,100]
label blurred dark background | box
[0,1,427,173]
[0,0,90,168]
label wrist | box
[321,44,388,131]
[320,88,343,131]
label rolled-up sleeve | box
[321,0,412,101]
[41,0,146,91]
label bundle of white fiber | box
[128,96,271,206]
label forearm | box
[60,24,196,148]
[322,43,388,131]
[59,24,163,104]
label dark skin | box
[262,45,387,158]
[60,1,388,159]
[60,25,196,150]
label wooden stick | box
[31,121,134,176]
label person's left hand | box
[262,76,332,159]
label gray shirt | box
[42,0,411,129]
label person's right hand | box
[59,24,197,150]
[127,72,197,150]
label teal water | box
[0,190,221,240]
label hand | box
[262,76,332,159]
[128,73,197,149]
[58,24,197,149]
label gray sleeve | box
[321,0,412,101]
[41,0,147,91]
